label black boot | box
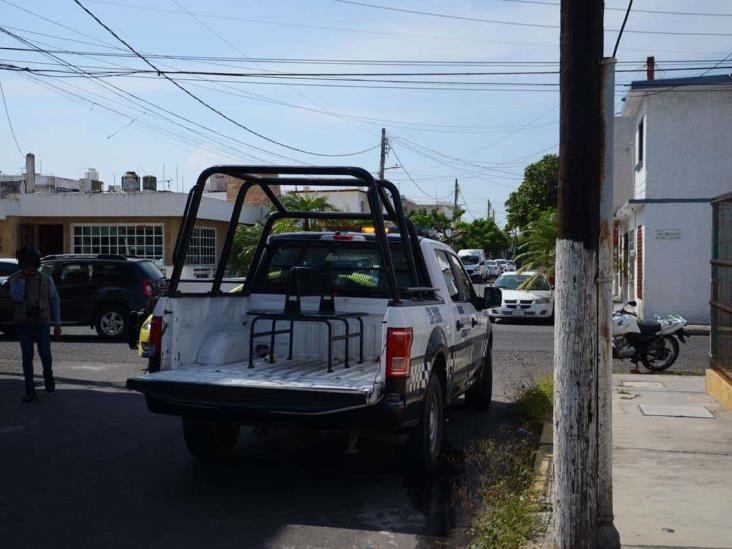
[43,371,55,393]
[22,391,38,403]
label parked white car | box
[458,249,487,282]
[485,260,499,278]
[488,271,554,322]
[495,259,508,274]
[0,258,18,283]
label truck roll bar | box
[168,166,430,302]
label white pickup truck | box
[127,166,501,471]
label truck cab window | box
[435,250,460,301]
[448,253,474,302]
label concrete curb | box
[684,325,710,336]
[525,417,554,548]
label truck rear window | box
[250,241,412,297]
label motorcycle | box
[612,301,689,372]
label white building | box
[613,74,732,324]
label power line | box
[496,0,732,17]
[612,0,634,58]
[0,80,23,156]
[78,0,732,56]
[333,0,732,37]
[389,144,440,201]
[71,0,380,157]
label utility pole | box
[554,1,604,547]
[453,178,459,220]
[378,128,387,180]
[597,57,621,549]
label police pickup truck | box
[127,166,501,471]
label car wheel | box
[407,374,444,473]
[182,418,240,461]
[95,306,128,340]
[465,349,493,409]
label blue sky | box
[1,0,731,226]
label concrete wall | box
[647,89,732,199]
[642,202,712,324]
[613,117,636,212]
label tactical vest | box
[13,273,52,324]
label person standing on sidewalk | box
[9,246,62,403]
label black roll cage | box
[168,166,433,302]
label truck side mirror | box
[484,286,502,309]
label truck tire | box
[465,350,493,409]
[407,374,444,473]
[182,418,240,460]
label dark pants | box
[17,323,52,393]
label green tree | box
[281,193,337,230]
[408,207,455,240]
[514,208,557,279]
[453,218,510,257]
[505,154,559,231]
[228,218,300,276]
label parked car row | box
[0,254,165,339]
[456,251,516,282]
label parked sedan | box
[485,260,499,278]
[0,258,18,283]
[488,271,554,322]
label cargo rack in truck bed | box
[168,166,436,303]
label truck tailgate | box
[127,359,382,415]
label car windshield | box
[137,260,165,280]
[460,255,480,265]
[495,273,550,291]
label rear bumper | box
[126,377,415,429]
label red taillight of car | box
[386,327,413,378]
[142,279,154,298]
[148,316,163,370]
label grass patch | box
[510,375,554,431]
[463,376,554,549]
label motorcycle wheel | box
[642,335,680,372]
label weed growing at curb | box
[464,375,554,549]
[511,375,554,431]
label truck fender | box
[423,326,449,398]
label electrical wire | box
[333,0,732,37]
[613,0,634,58]
[496,0,732,17]
[72,0,380,157]
[0,80,23,156]
[389,144,441,201]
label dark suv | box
[0,255,165,340]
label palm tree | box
[281,193,337,231]
[514,208,557,282]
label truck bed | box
[127,358,382,415]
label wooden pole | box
[597,57,621,548]
[554,0,604,547]
[378,128,387,180]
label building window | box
[72,224,163,260]
[636,117,645,169]
[186,227,216,267]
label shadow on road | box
[0,376,516,548]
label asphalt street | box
[0,322,710,548]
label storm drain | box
[639,404,714,419]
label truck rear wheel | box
[182,418,240,460]
[465,350,493,409]
[407,374,444,473]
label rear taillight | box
[142,278,154,298]
[148,316,163,371]
[386,327,413,378]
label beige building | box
[0,184,268,277]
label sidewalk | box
[613,373,732,548]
